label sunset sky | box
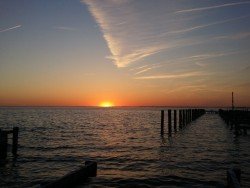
[0,0,250,107]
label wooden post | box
[12,127,19,156]
[174,110,177,131]
[227,168,241,188]
[0,131,8,159]
[42,161,97,188]
[179,110,182,129]
[161,110,164,135]
[183,110,186,126]
[168,109,172,135]
[189,109,191,123]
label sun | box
[99,101,114,108]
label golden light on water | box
[99,101,114,107]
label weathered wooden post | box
[174,110,177,131]
[12,127,19,156]
[189,109,191,123]
[0,131,8,159]
[179,110,182,129]
[227,168,241,188]
[161,110,164,135]
[42,161,97,188]
[182,110,186,127]
[183,110,186,126]
[168,109,172,135]
[186,109,188,125]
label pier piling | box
[168,110,172,135]
[174,110,177,131]
[179,110,183,129]
[0,130,8,159]
[183,110,186,127]
[12,127,19,156]
[0,127,19,159]
[227,168,241,188]
[160,109,205,135]
[161,110,164,135]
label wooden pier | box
[0,127,19,160]
[219,109,250,135]
[161,109,205,135]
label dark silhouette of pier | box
[219,109,250,135]
[160,109,205,136]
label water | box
[0,107,249,187]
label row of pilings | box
[161,109,205,136]
[219,109,250,135]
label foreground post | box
[0,131,8,159]
[12,127,19,156]
[43,161,97,188]
[161,110,164,135]
[168,110,172,135]
[227,168,241,188]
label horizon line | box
[0,105,247,109]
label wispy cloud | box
[164,85,207,94]
[53,26,76,31]
[175,1,250,14]
[135,64,162,75]
[183,51,243,61]
[214,32,250,40]
[160,15,250,36]
[135,71,209,80]
[82,0,250,74]
[129,65,149,71]
[0,25,21,33]
[82,0,180,67]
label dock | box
[219,109,250,135]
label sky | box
[0,0,250,107]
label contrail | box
[176,1,250,13]
[0,25,22,33]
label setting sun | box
[99,101,114,108]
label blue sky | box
[0,0,250,106]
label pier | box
[161,109,205,135]
[219,109,250,135]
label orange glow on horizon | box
[99,101,114,107]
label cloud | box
[159,15,250,37]
[214,32,250,40]
[83,0,250,70]
[164,85,207,94]
[82,0,183,67]
[175,1,250,14]
[0,25,21,33]
[134,64,162,75]
[134,71,209,80]
[53,26,76,31]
